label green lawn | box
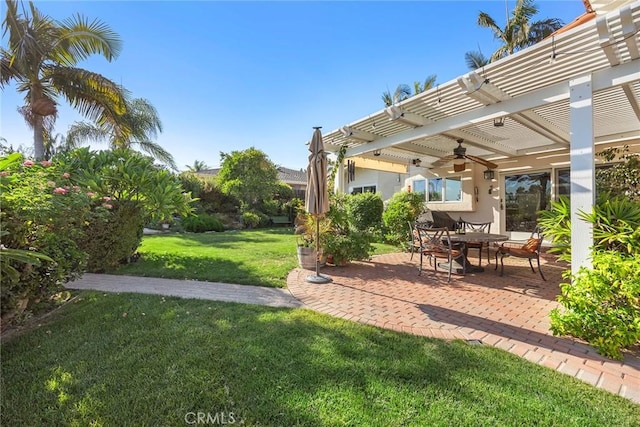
[112,228,398,287]
[2,292,638,426]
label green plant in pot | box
[294,212,328,269]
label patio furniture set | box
[410,211,546,282]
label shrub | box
[0,153,91,324]
[179,173,240,215]
[321,193,375,264]
[78,201,145,272]
[57,148,195,267]
[346,192,384,232]
[241,211,261,229]
[181,213,225,233]
[539,195,640,263]
[550,251,640,359]
[382,191,425,246]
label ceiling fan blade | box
[453,162,466,172]
[465,155,498,169]
[429,154,456,168]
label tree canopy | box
[217,147,280,211]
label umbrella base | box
[305,274,332,284]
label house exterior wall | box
[398,140,639,236]
[345,168,407,200]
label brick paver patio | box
[287,252,640,404]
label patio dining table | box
[440,232,509,274]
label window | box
[556,166,610,200]
[412,179,426,198]
[445,176,462,202]
[505,171,551,232]
[428,178,442,201]
[414,177,461,203]
[351,185,376,194]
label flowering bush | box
[0,153,91,324]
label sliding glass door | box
[504,171,551,237]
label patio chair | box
[407,221,422,261]
[463,221,491,266]
[494,226,546,281]
[415,225,463,282]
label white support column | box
[335,161,345,194]
[569,75,595,276]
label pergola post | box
[569,75,595,276]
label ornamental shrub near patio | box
[550,251,640,359]
[382,190,425,246]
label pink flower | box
[0,172,8,177]
[103,196,111,201]
[53,187,67,195]
[62,172,70,179]
[86,192,95,197]
[102,203,113,209]
[40,160,52,167]
[47,181,56,187]
[23,161,34,167]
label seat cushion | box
[504,247,538,258]
[521,238,541,253]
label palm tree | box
[66,97,177,169]
[1,0,126,160]
[42,130,72,160]
[476,0,563,62]
[413,74,437,95]
[381,84,412,107]
[464,50,490,70]
[185,160,209,172]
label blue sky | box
[1,1,585,171]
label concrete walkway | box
[66,273,303,308]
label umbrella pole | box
[305,215,331,284]
[315,218,320,277]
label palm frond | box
[381,90,393,107]
[393,84,412,104]
[46,65,127,124]
[55,13,122,65]
[66,120,111,147]
[134,140,177,170]
[465,51,489,70]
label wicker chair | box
[494,226,546,281]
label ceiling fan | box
[430,139,498,172]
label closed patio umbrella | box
[305,127,331,283]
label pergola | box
[319,0,640,274]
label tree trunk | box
[33,115,45,160]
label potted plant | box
[294,212,326,269]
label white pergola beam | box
[340,126,377,142]
[344,59,639,158]
[385,106,428,127]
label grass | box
[2,292,638,426]
[112,228,398,287]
